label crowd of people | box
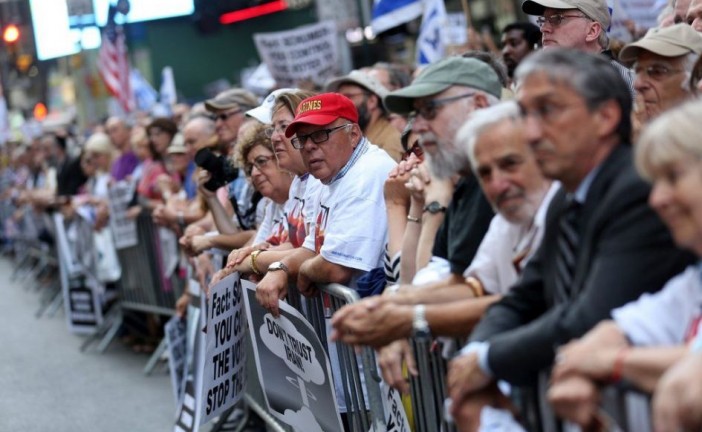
[4,0,702,430]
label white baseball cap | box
[246,88,296,124]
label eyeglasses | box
[411,93,476,120]
[215,109,243,122]
[634,64,684,81]
[536,13,590,27]
[244,155,274,176]
[291,124,351,149]
[264,123,289,138]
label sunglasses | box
[215,109,243,122]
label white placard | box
[254,21,340,88]
[199,273,247,425]
[108,179,138,250]
[242,281,344,432]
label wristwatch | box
[268,261,290,276]
[412,304,431,339]
[423,201,448,214]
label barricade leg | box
[143,337,168,375]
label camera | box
[194,147,239,191]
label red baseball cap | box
[284,93,359,138]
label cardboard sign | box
[242,281,343,432]
[254,21,339,88]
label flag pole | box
[460,0,473,28]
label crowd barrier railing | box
[288,283,386,432]
[404,329,653,432]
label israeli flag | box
[371,0,423,35]
[416,0,447,65]
[130,69,158,112]
[160,66,177,109]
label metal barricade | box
[408,337,457,432]
[288,283,386,432]
[117,211,182,316]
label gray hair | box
[515,48,632,143]
[636,99,702,181]
[456,101,522,171]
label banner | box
[108,180,138,250]
[199,273,247,425]
[166,316,188,405]
[242,281,343,432]
[254,21,339,88]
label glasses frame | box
[265,123,289,138]
[410,92,476,120]
[634,64,684,81]
[536,13,591,27]
[291,124,352,150]
[244,154,275,176]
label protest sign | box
[166,316,188,404]
[107,180,138,250]
[174,378,198,432]
[159,226,179,279]
[174,305,203,432]
[52,212,104,334]
[199,273,247,425]
[609,0,665,42]
[254,21,339,88]
[242,281,343,432]
[381,381,411,432]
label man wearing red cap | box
[255,93,396,316]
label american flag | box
[97,13,133,113]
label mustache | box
[495,189,525,207]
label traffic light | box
[3,24,20,44]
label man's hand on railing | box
[547,375,602,431]
[175,292,191,318]
[330,296,412,349]
[296,269,318,298]
[255,270,288,317]
[378,339,417,395]
[447,352,492,416]
[653,351,702,432]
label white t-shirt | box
[252,198,285,245]
[284,173,323,248]
[463,182,559,295]
[302,142,396,282]
[613,264,702,346]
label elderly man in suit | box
[446,49,694,431]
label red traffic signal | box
[3,24,20,44]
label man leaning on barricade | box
[330,56,501,394]
[442,49,694,432]
[250,92,396,425]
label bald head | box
[183,116,216,158]
[106,116,132,151]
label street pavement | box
[0,257,178,432]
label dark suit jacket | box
[469,144,695,385]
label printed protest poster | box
[254,21,339,88]
[52,212,103,334]
[107,179,138,249]
[242,281,343,432]
[174,377,198,432]
[174,305,203,432]
[380,381,411,432]
[159,226,179,279]
[199,273,247,425]
[166,316,188,404]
